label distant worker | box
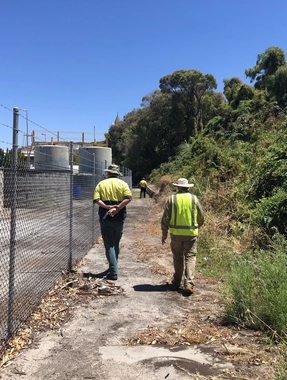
[93,164,132,280]
[139,177,147,198]
[161,178,204,295]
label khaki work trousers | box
[170,234,198,287]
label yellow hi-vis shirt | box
[93,177,132,220]
[94,177,132,203]
[169,193,199,236]
[139,179,147,188]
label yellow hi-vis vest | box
[169,193,199,236]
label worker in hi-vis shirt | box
[93,164,132,280]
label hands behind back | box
[108,205,118,217]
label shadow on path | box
[133,284,192,297]
[82,270,109,279]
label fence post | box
[92,153,96,246]
[8,107,19,337]
[69,141,73,271]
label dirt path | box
[0,196,275,379]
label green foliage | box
[223,77,255,110]
[107,47,287,367]
[223,256,257,325]
[109,45,287,243]
[159,69,217,135]
[274,347,287,380]
[206,115,225,133]
[272,66,287,108]
[197,230,234,278]
[245,46,287,90]
[0,149,32,169]
[223,77,243,103]
[223,234,287,335]
[231,84,255,109]
[242,135,287,237]
[0,148,25,168]
[73,150,79,165]
[201,92,229,126]
[253,190,287,236]
[0,148,12,167]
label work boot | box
[106,273,118,280]
[184,285,194,294]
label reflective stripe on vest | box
[169,193,198,236]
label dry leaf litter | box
[0,264,124,369]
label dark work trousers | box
[140,187,146,198]
[100,217,124,275]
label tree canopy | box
[245,46,286,91]
[159,69,217,135]
[108,46,287,189]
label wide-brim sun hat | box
[173,178,194,187]
[104,164,120,175]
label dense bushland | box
[108,46,287,343]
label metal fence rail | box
[0,108,132,355]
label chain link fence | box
[0,108,132,355]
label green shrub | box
[253,189,287,236]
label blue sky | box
[1,0,287,150]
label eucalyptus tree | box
[122,91,176,180]
[159,69,217,136]
[141,90,178,160]
[245,46,286,91]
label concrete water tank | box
[34,145,69,170]
[79,146,112,175]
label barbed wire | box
[0,122,12,129]
[0,140,12,147]
[0,103,108,147]
[18,113,63,141]
[0,104,13,112]
[0,104,49,136]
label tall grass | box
[197,227,234,278]
[223,233,287,336]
